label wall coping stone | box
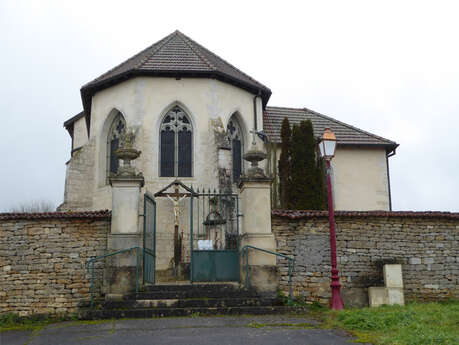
[0,210,111,220]
[272,209,459,220]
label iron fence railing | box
[241,245,295,305]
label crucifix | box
[166,187,187,226]
[165,185,187,276]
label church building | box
[59,31,398,286]
[61,30,398,213]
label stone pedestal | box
[368,264,405,307]
[105,175,144,298]
[239,176,278,294]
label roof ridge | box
[302,106,397,145]
[135,31,180,70]
[266,105,305,111]
[176,31,216,71]
[179,31,269,90]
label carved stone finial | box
[114,128,142,177]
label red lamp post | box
[318,128,344,310]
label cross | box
[166,186,187,226]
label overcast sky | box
[1,0,458,212]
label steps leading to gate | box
[79,283,305,319]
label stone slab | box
[368,287,387,307]
[383,264,403,288]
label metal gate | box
[143,192,156,284]
[191,189,240,282]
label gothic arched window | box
[227,115,244,183]
[160,106,193,177]
[107,111,126,177]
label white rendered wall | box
[332,147,390,211]
[271,145,390,211]
[88,77,257,209]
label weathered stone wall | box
[0,212,110,316]
[59,140,96,211]
[272,211,459,306]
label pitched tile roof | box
[80,31,271,134]
[264,106,398,151]
[272,209,459,220]
[0,210,111,221]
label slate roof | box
[272,210,459,220]
[80,31,271,134]
[264,106,398,151]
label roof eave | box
[269,140,399,152]
[80,70,272,136]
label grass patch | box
[323,300,459,344]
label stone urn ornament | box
[114,128,142,177]
[243,129,267,178]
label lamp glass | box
[319,140,326,158]
[324,140,336,158]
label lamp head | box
[319,128,337,160]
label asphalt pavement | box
[1,315,362,345]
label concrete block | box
[387,287,405,305]
[369,287,405,307]
[383,264,403,288]
[368,287,388,307]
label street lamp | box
[318,128,344,310]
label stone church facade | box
[59,31,398,281]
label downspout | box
[386,148,396,211]
[253,93,261,130]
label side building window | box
[107,111,126,178]
[160,106,192,177]
[227,115,244,183]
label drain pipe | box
[253,93,261,130]
[386,148,397,211]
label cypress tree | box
[289,120,326,210]
[278,117,291,209]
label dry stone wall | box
[272,211,459,306]
[0,212,110,316]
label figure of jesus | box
[167,194,187,226]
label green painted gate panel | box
[191,250,239,282]
[143,193,156,284]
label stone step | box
[143,283,240,293]
[103,297,282,309]
[125,289,261,300]
[79,306,306,320]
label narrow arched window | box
[227,115,244,183]
[107,111,126,177]
[160,106,192,177]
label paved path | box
[1,315,361,345]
